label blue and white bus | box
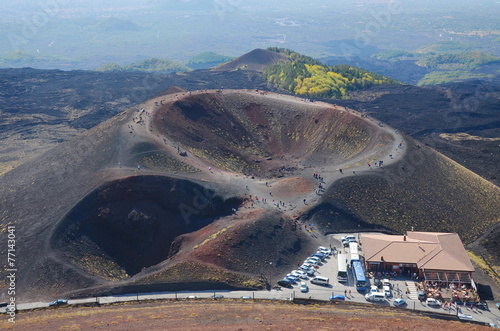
[337,253,348,283]
[352,260,367,291]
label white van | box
[341,235,356,241]
[365,292,386,302]
[383,285,392,298]
[426,298,441,306]
[310,276,329,286]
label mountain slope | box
[214,48,290,72]
[0,89,498,301]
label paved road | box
[6,286,500,327]
[5,234,500,327]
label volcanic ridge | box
[0,89,498,300]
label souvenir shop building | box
[360,232,474,283]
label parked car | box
[305,257,320,265]
[496,302,500,310]
[310,276,329,286]
[302,261,317,268]
[211,294,224,299]
[304,259,319,268]
[329,295,345,301]
[341,235,356,242]
[295,270,308,279]
[49,299,68,307]
[305,269,316,277]
[365,293,385,302]
[317,247,331,255]
[290,270,308,279]
[393,298,407,306]
[311,253,326,261]
[370,286,378,293]
[418,290,426,301]
[300,281,308,293]
[382,279,391,288]
[277,279,293,288]
[299,265,316,276]
[186,295,198,299]
[426,298,442,307]
[299,265,312,272]
[300,264,315,271]
[305,260,321,267]
[240,296,252,299]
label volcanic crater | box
[1,88,498,300]
[52,176,241,277]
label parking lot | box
[274,233,500,327]
[277,233,367,299]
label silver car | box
[300,281,308,293]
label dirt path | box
[114,88,408,219]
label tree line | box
[264,48,400,99]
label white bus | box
[349,241,359,255]
[337,253,348,282]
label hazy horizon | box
[1,0,498,69]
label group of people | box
[312,172,324,181]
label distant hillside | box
[415,41,473,55]
[263,48,400,99]
[0,50,78,68]
[371,49,414,61]
[366,46,500,86]
[214,48,290,72]
[418,71,494,86]
[185,52,234,69]
[96,58,192,73]
[416,51,500,70]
